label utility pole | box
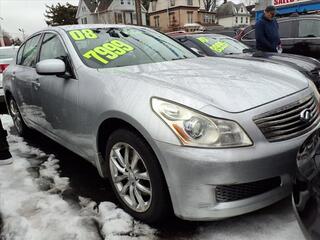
[0,17,4,47]
[135,0,143,26]
[18,28,25,41]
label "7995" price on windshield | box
[83,40,134,64]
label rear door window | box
[20,34,41,67]
[298,19,320,38]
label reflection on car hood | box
[226,53,320,72]
[98,57,309,113]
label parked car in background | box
[0,46,19,102]
[237,15,320,60]
[293,129,320,240]
[172,33,320,89]
[3,24,320,223]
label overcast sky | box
[0,0,241,39]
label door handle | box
[11,72,16,81]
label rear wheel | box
[105,129,171,223]
[8,97,30,136]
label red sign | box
[274,0,311,6]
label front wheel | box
[105,129,171,223]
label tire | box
[7,97,30,137]
[105,128,171,224]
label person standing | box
[0,118,12,165]
[255,6,281,53]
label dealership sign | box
[274,0,311,6]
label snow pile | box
[0,114,156,240]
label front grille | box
[309,69,320,90]
[215,177,281,203]
[254,95,320,142]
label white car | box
[0,46,19,102]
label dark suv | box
[237,15,320,60]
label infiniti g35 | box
[3,25,320,223]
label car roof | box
[175,33,231,39]
[44,24,150,32]
[278,14,320,21]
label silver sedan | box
[3,24,320,223]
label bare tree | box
[240,0,257,6]
[203,0,221,11]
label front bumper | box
[155,128,318,221]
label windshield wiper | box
[92,27,130,38]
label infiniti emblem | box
[300,109,313,122]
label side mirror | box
[242,48,254,53]
[36,59,66,75]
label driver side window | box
[39,33,68,61]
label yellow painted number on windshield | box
[69,29,97,41]
[83,40,134,64]
[111,40,134,51]
[84,50,109,64]
[197,37,209,43]
[103,43,126,56]
[210,41,229,53]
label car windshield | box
[195,36,248,56]
[67,27,196,68]
[0,48,17,59]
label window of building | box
[118,13,123,23]
[169,12,175,25]
[240,8,243,13]
[121,0,124,5]
[187,0,193,6]
[128,0,131,4]
[152,1,156,11]
[241,17,243,24]
[170,0,175,6]
[246,17,248,24]
[187,11,193,23]
[82,6,86,12]
[203,14,213,24]
[81,17,87,24]
[235,17,238,23]
[298,20,320,38]
[154,16,160,28]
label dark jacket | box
[255,16,281,52]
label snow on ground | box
[0,114,305,240]
[0,115,156,240]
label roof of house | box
[83,0,113,13]
[216,1,249,18]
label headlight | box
[151,98,252,148]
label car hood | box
[97,57,309,113]
[226,52,320,72]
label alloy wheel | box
[109,142,152,212]
[9,99,23,134]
